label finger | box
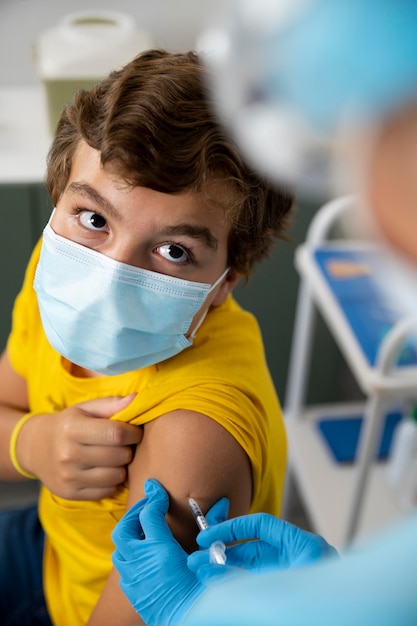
[187,548,233,574]
[291,529,339,566]
[203,517,337,565]
[112,550,128,576]
[187,552,241,585]
[138,479,173,541]
[197,513,279,548]
[113,480,170,552]
[112,550,139,581]
[195,564,240,585]
[189,544,264,576]
[205,497,230,526]
[77,444,136,468]
[75,465,128,488]
[225,541,284,569]
[187,548,211,572]
[76,394,137,419]
[79,419,142,447]
[72,485,122,501]
[112,499,147,556]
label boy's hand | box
[17,395,142,500]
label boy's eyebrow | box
[66,181,219,249]
[162,224,218,250]
[66,182,120,221]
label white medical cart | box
[284,195,417,549]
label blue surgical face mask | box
[34,223,229,376]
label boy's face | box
[51,141,241,337]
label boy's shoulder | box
[156,294,266,380]
[205,294,261,340]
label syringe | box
[188,497,227,565]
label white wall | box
[0,0,224,84]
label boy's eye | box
[79,210,108,231]
[156,243,189,263]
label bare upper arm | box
[0,349,29,410]
[88,409,252,625]
[0,349,30,474]
[127,409,252,550]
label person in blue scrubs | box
[112,2,417,624]
[113,479,417,626]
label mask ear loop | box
[208,266,231,294]
[188,267,230,339]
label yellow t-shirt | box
[7,239,287,626]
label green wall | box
[0,184,52,349]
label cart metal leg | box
[282,277,316,518]
[344,394,386,544]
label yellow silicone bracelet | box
[9,412,38,479]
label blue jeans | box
[0,504,52,626]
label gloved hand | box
[111,479,229,626]
[188,513,338,581]
[183,510,417,626]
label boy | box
[0,49,292,625]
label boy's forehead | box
[67,140,234,218]
[63,142,232,239]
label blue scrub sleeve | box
[268,0,417,129]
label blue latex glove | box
[183,510,417,626]
[111,479,229,626]
[188,513,338,581]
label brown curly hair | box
[46,49,293,277]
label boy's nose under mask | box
[34,222,227,376]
